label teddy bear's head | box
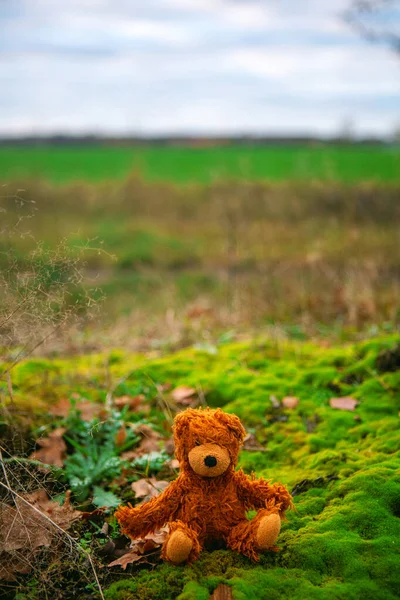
[173,407,246,478]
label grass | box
[0,143,399,184]
[1,334,399,599]
[1,173,399,354]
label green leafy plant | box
[63,408,139,503]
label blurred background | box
[1,0,399,356]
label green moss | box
[8,334,400,600]
[177,581,210,600]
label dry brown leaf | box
[121,424,162,461]
[210,583,233,600]
[131,477,170,502]
[145,527,169,545]
[108,550,143,569]
[171,385,196,403]
[164,438,175,455]
[29,427,67,467]
[282,396,299,409]
[115,425,127,447]
[50,397,103,421]
[169,459,180,469]
[137,437,161,455]
[24,489,82,530]
[330,397,358,411]
[0,499,52,553]
[0,489,82,581]
[0,553,32,581]
[156,382,172,393]
[242,433,266,452]
[114,394,149,412]
[107,527,169,569]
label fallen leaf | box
[210,583,233,600]
[0,498,52,553]
[50,397,103,421]
[114,394,149,412]
[156,382,172,393]
[0,553,32,581]
[108,550,143,569]
[121,424,162,461]
[171,385,196,403]
[242,433,266,452]
[131,478,169,502]
[107,527,169,569]
[0,489,82,581]
[282,396,299,409]
[164,438,175,455]
[146,527,169,545]
[24,489,82,530]
[115,425,127,447]
[29,427,67,467]
[330,397,358,411]
[169,459,180,469]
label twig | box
[0,297,29,329]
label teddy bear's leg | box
[227,509,281,561]
[162,520,202,565]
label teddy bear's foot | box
[256,512,281,550]
[165,529,194,564]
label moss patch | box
[4,335,400,599]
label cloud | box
[0,0,399,136]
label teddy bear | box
[115,407,292,564]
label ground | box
[2,334,399,599]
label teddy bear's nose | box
[204,455,217,468]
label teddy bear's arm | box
[234,469,293,514]
[115,480,180,539]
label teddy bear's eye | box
[195,440,201,446]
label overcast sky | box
[1,0,399,137]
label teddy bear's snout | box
[204,455,217,467]
[188,442,230,477]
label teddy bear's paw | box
[165,530,194,564]
[256,513,281,550]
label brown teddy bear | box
[115,407,292,564]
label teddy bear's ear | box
[214,409,246,443]
[173,409,198,437]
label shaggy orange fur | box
[115,407,293,563]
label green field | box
[1,143,399,183]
